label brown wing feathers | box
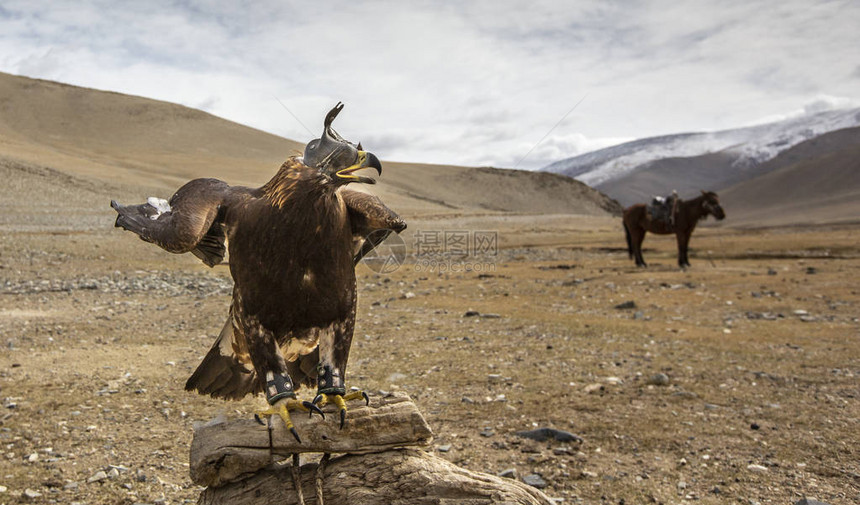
[342,189,407,265]
[111,178,231,263]
[190,220,227,267]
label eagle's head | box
[303,102,382,186]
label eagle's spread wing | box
[342,189,407,265]
[110,178,239,267]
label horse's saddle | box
[648,194,678,227]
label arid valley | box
[1,73,858,505]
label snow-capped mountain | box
[543,107,860,188]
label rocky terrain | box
[0,71,858,505]
[1,222,858,505]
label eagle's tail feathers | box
[185,337,259,400]
[284,350,319,391]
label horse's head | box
[701,190,726,220]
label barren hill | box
[591,150,744,207]
[720,126,860,227]
[0,72,303,190]
[543,107,860,204]
[0,71,619,235]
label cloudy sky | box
[1,0,858,169]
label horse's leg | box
[635,227,647,267]
[676,230,691,268]
[623,222,634,259]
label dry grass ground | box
[1,221,858,505]
[1,71,857,505]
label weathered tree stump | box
[191,393,553,505]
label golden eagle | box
[111,103,406,441]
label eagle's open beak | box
[335,151,382,184]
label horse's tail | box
[623,221,633,259]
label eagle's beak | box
[335,151,382,184]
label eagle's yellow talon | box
[254,399,309,443]
[312,390,369,429]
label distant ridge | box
[720,126,860,227]
[0,71,303,188]
[0,71,620,229]
[543,107,860,207]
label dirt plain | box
[1,217,858,505]
[0,71,858,505]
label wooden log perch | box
[191,392,554,505]
[197,448,555,505]
[190,393,433,487]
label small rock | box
[633,311,645,320]
[767,268,777,275]
[672,391,698,399]
[793,499,832,505]
[522,473,547,489]
[580,470,598,478]
[750,422,760,430]
[386,372,407,383]
[63,482,78,490]
[480,428,495,437]
[135,469,147,482]
[614,300,637,310]
[747,464,769,472]
[87,470,108,483]
[646,373,670,386]
[463,310,480,317]
[461,396,475,404]
[487,374,502,383]
[107,467,120,479]
[437,444,452,453]
[0,485,6,493]
[498,468,517,479]
[604,376,623,385]
[584,383,604,394]
[402,291,415,299]
[805,267,817,275]
[515,428,582,443]
[481,313,501,319]
[27,452,38,462]
[23,488,42,499]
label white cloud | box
[0,0,858,170]
[746,95,860,126]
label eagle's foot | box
[254,398,324,443]
[312,390,370,429]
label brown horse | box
[623,190,725,268]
